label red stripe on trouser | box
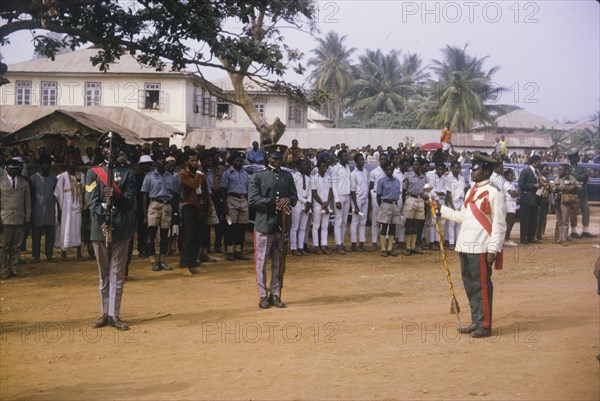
[479,254,491,329]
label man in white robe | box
[54,156,84,260]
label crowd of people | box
[0,128,597,334]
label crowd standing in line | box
[0,126,598,333]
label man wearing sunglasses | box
[432,153,506,338]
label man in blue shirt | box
[247,141,265,165]
[376,162,402,257]
[141,156,180,271]
[221,151,250,261]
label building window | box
[144,83,161,109]
[210,99,217,117]
[255,102,265,117]
[203,95,211,115]
[16,81,32,105]
[194,92,202,113]
[217,102,232,119]
[85,82,101,106]
[41,81,58,106]
[288,105,296,121]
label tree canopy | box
[1,0,320,143]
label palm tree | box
[346,49,422,119]
[307,31,356,127]
[418,44,504,132]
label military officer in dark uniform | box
[248,144,298,309]
[85,132,136,331]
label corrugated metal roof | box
[211,76,276,93]
[0,114,17,134]
[0,105,182,139]
[4,110,145,145]
[7,47,189,76]
[477,109,560,130]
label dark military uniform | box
[248,145,298,308]
[85,133,136,329]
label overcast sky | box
[1,0,598,123]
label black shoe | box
[213,247,222,254]
[9,271,26,278]
[226,253,235,262]
[92,314,109,328]
[159,262,173,271]
[529,239,540,244]
[571,232,581,239]
[268,294,286,308]
[47,257,57,263]
[200,254,217,263]
[33,258,40,264]
[471,328,492,338]
[259,297,270,309]
[581,232,597,238]
[458,324,478,334]
[234,252,250,260]
[110,317,130,331]
[151,261,162,271]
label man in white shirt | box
[290,159,312,256]
[330,149,352,254]
[426,162,448,250]
[392,156,409,247]
[369,153,388,250]
[350,153,370,251]
[435,153,506,338]
[445,161,466,249]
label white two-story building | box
[0,46,220,147]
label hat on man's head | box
[470,152,497,170]
[230,151,245,161]
[165,156,176,163]
[568,150,580,159]
[138,155,154,164]
[98,131,124,148]
[6,158,21,168]
[264,144,287,159]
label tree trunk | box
[227,72,286,145]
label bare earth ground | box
[1,209,599,401]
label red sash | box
[467,194,504,270]
[92,166,123,196]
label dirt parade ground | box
[1,208,599,401]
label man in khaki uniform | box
[0,158,31,279]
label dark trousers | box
[0,225,24,275]
[200,224,211,249]
[180,205,202,268]
[211,192,224,250]
[147,227,169,256]
[31,225,55,261]
[224,223,245,253]
[136,210,148,255]
[519,203,539,242]
[459,252,493,329]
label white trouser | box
[370,190,380,244]
[350,197,369,243]
[312,203,330,247]
[333,194,351,246]
[290,202,309,251]
[447,199,463,245]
